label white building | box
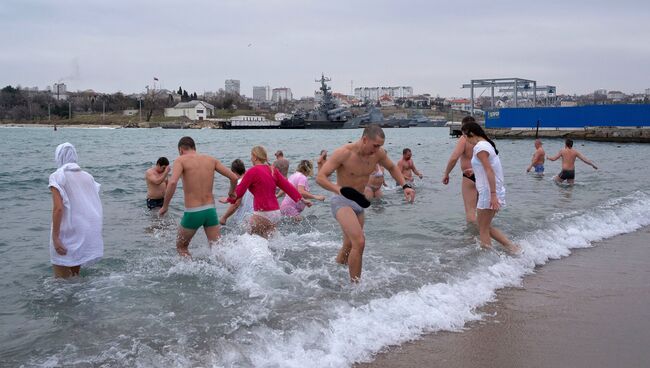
[354,86,413,101]
[225,79,240,95]
[607,91,625,102]
[645,88,650,97]
[51,82,68,101]
[164,100,215,121]
[272,87,292,102]
[594,89,607,97]
[253,86,271,101]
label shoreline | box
[358,226,650,368]
[486,127,650,143]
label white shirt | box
[471,140,506,197]
[232,178,254,224]
[49,164,103,267]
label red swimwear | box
[233,165,302,211]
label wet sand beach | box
[360,226,650,368]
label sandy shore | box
[358,226,650,368]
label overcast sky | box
[1,0,649,98]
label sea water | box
[1,127,649,367]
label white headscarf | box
[55,142,78,168]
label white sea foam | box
[229,192,650,367]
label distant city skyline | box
[1,0,649,98]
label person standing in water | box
[219,159,254,227]
[145,157,170,209]
[273,150,290,178]
[280,160,325,219]
[547,138,598,185]
[364,162,387,200]
[316,124,415,282]
[461,122,520,254]
[231,146,310,238]
[48,142,103,278]
[159,137,238,257]
[442,116,478,223]
[397,148,423,184]
[526,139,546,174]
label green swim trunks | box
[180,205,219,230]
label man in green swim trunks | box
[159,136,238,257]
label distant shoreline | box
[0,122,123,129]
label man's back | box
[560,148,579,170]
[179,153,216,207]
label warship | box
[281,74,352,129]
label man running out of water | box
[159,137,238,257]
[526,139,546,174]
[547,138,598,185]
[145,157,170,209]
[397,148,423,184]
[442,116,478,223]
[316,124,415,282]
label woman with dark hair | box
[461,122,520,254]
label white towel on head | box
[49,143,103,267]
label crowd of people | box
[49,119,598,282]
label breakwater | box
[486,127,650,143]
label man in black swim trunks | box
[442,116,478,223]
[547,139,598,185]
[145,157,170,209]
[316,124,415,282]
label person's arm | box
[51,187,67,255]
[147,166,170,185]
[233,168,254,200]
[297,185,325,201]
[219,198,242,225]
[215,158,238,198]
[547,150,562,161]
[411,161,423,179]
[442,137,466,184]
[477,150,500,211]
[527,151,540,172]
[576,151,598,169]
[316,148,347,195]
[275,171,303,203]
[159,160,183,216]
[381,153,415,202]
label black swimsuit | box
[463,172,476,182]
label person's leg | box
[70,266,81,276]
[250,214,275,239]
[476,209,495,249]
[176,226,197,257]
[335,207,365,282]
[204,225,221,244]
[52,264,73,278]
[461,177,478,223]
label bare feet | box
[504,243,522,255]
[336,248,350,265]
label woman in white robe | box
[48,143,103,278]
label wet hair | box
[461,116,476,127]
[251,145,269,163]
[565,138,573,148]
[231,159,246,176]
[461,122,499,155]
[362,124,385,140]
[178,136,196,150]
[296,160,314,176]
[403,148,411,155]
[156,157,169,167]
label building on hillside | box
[594,89,608,97]
[272,87,292,102]
[607,91,625,102]
[253,86,271,101]
[379,94,395,107]
[354,86,413,101]
[164,100,215,121]
[225,79,240,95]
[450,98,471,112]
[51,82,68,100]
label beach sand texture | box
[360,227,650,368]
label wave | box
[222,191,650,367]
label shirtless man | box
[547,138,598,185]
[159,136,238,257]
[316,124,416,282]
[397,148,423,183]
[442,116,478,223]
[273,150,290,178]
[145,157,170,209]
[526,139,546,174]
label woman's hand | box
[53,237,67,255]
[490,193,500,211]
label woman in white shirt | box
[461,122,520,254]
[49,143,103,278]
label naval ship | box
[280,74,352,129]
